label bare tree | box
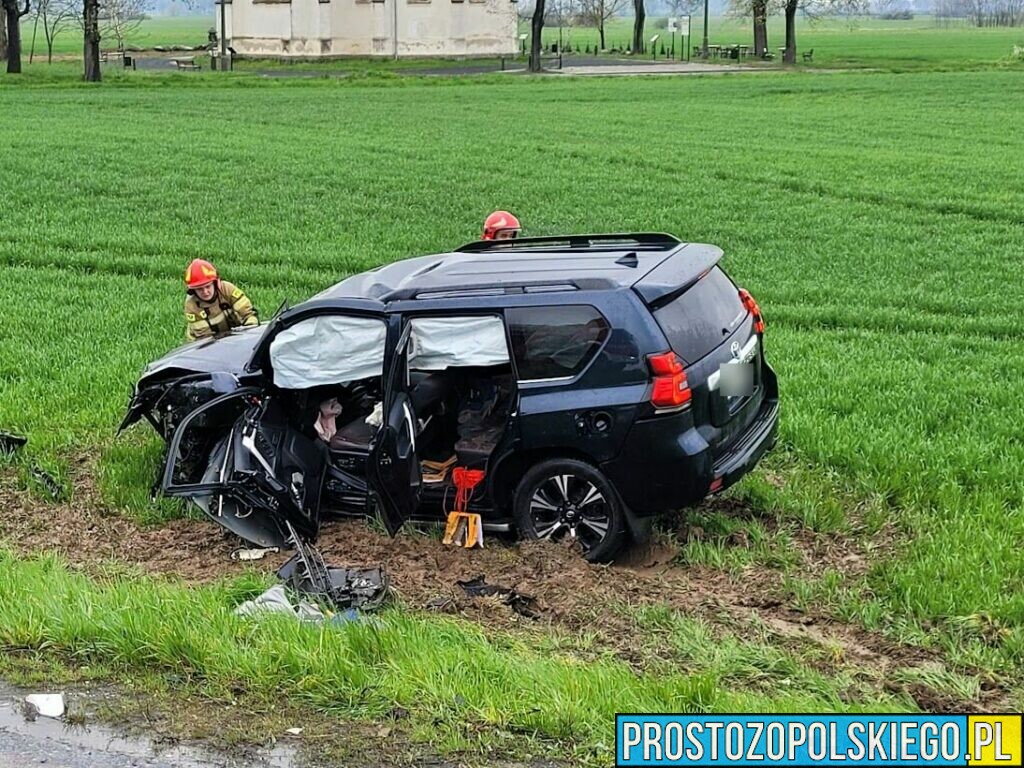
[726,0,768,55]
[3,0,31,72]
[31,0,76,62]
[1,12,8,60]
[577,0,628,49]
[100,0,148,51]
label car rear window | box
[651,267,746,363]
[506,305,609,381]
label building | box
[220,0,518,59]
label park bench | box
[170,57,201,71]
[803,48,814,62]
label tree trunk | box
[752,0,767,57]
[4,0,29,73]
[598,20,605,50]
[783,0,796,64]
[528,0,545,72]
[631,0,645,54]
[0,11,7,62]
[83,0,100,81]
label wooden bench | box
[802,48,814,62]
[170,57,201,71]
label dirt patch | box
[0,462,1000,711]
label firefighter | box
[481,210,522,241]
[183,259,259,341]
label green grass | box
[0,552,910,761]
[2,63,1024,749]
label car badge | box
[730,341,741,359]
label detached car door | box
[367,319,422,535]
[161,300,388,548]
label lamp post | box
[701,0,708,57]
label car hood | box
[137,326,264,387]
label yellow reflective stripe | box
[242,315,259,327]
[205,312,228,327]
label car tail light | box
[738,288,764,334]
[647,351,691,409]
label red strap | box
[451,467,486,512]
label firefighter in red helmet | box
[482,211,522,241]
[183,259,259,341]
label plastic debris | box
[230,546,280,562]
[457,575,540,619]
[234,585,325,623]
[285,727,303,736]
[25,693,65,719]
[0,431,27,456]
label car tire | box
[512,458,626,563]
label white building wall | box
[226,0,517,58]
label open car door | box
[367,321,422,536]
[162,299,388,548]
[161,390,328,548]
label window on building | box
[506,305,609,381]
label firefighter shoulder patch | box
[232,287,243,299]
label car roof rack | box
[457,232,682,253]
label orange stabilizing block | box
[442,468,486,549]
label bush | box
[878,9,914,19]
[653,17,669,29]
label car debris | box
[230,546,280,562]
[0,430,27,456]
[24,693,65,720]
[456,575,540,619]
[234,585,327,623]
[277,528,388,612]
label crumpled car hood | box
[138,326,264,386]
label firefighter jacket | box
[184,280,258,341]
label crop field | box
[1,60,1023,763]
[25,12,1024,69]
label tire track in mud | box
[0,462,1007,713]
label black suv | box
[121,234,779,562]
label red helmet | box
[184,259,218,289]
[482,211,521,241]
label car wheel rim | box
[530,474,610,552]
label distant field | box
[541,16,1024,68]
[22,12,1024,68]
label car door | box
[367,319,422,535]
[163,300,389,547]
[160,388,327,548]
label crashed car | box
[121,233,779,562]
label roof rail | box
[457,232,681,253]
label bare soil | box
[0,461,1007,713]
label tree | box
[577,0,628,49]
[101,0,147,51]
[3,0,31,73]
[528,0,545,70]
[631,0,645,54]
[31,0,76,62]
[752,0,767,55]
[83,0,99,80]
[1,13,8,61]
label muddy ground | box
[0,461,1008,715]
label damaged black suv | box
[121,234,779,562]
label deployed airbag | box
[270,315,387,389]
[409,316,510,370]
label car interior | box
[268,314,518,505]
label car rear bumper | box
[602,385,779,516]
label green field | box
[18,12,1024,69]
[2,57,1024,762]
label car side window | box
[506,306,610,382]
